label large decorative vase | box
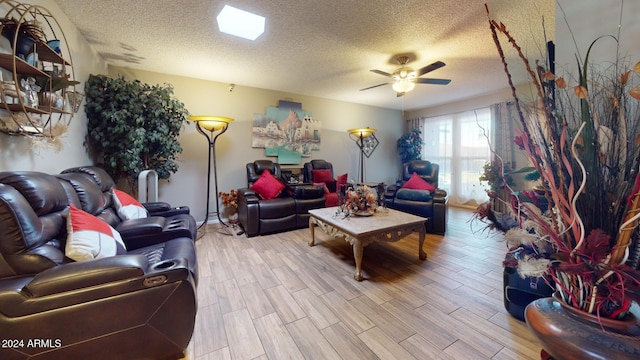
[525,294,640,359]
[228,212,238,225]
[1,28,35,58]
[503,267,553,321]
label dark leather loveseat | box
[385,160,447,234]
[238,160,325,237]
[0,168,197,360]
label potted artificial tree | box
[84,74,189,191]
[396,129,423,163]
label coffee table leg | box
[353,240,364,281]
[308,217,316,246]
[418,223,427,260]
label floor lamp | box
[347,127,378,184]
[188,115,234,234]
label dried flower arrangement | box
[344,185,378,215]
[484,4,640,318]
[218,189,238,211]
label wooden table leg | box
[418,223,427,260]
[352,239,364,281]
[308,217,316,246]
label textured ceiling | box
[52,0,554,111]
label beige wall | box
[108,66,403,222]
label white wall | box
[109,66,403,223]
[0,0,108,172]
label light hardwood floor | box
[183,207,542,359]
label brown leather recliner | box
[237,160,325,237]
[58,166,197,246]
[385,160,448,234]
[62,166,193,218]
[0,171,197,360]
[302,159,341,207]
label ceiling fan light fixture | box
[392,79,415,93]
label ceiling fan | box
[360,55,451,96]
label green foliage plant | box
[396,129,423,163]
[84,74,189,188]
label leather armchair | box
[0,171,196,359]
[303,159,339,206]
[385,160,447,234]
[238,160,324,237]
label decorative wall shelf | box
[0,0,77,138]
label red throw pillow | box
[402,172,436,191]
[337,173,348,187]
[113,189,148,220]
[66,204,127,261]
[312,169,334,184]
[251,169,285,200]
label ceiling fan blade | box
[415,61,446,77]
[396,92,405,97]
[360,83,389,91]
[416,78,451,85]
[370,69,393,77]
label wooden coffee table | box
[308,207,427,281]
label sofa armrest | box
[142,201,171,213]
[24,255,149,297]
[433,188,447,203]
[237,188,260,236]
[143,202,191,216]
[385,184,399,195]
[115,216,165,237]
[238,188,259,202]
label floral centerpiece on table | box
[344,185,378,215]
[485,5,640,319]
[218,189,238,212]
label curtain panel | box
[490,101,517,213]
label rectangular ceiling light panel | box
[216,5,265,40]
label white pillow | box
[112,189,148,220]
[66,204,127,261]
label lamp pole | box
[189,116,233,233]
[357,133,365,183]
[348,127,378,184]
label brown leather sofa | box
[385,160,448,234]
[0,170,197,360]
[238,160,325,237]
[59,166,197,246]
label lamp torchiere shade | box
[347,127,377,139]
[188,115,234,131]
